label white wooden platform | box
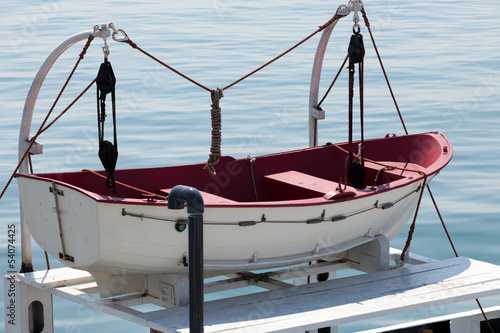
[9,251,500,332]
[359,305,500,333]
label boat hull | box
[16,132,452,275]
[17,176,423,274]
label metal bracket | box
[311,106,326,120]
[49,186,64,196]
[50,183,72,262]
[22,140,43,155]
[59,253,74,262]
[92,24,112,39]
[337,0,364,18]
[92,23,129,59]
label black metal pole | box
[168,185,204,333]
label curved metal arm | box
[18,29,93,272]
[308,22,338,147]
[18,30,93,171]
[308,3,356,147]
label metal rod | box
[307,4,353,147]
[167,185,204,333]
[50,183,68,260]
[308,10,346,148]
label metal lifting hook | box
[93,24,112,58]
[109,22,129,42]
[102,38,110,59]
[335,0,364,31]
[351,0,363,31]
[92,23,130,58]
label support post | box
[4,274,53,333]
[346,235,390,273]
[168,185,204,333]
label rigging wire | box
[428,185,495,333]
[119,13,344,92]
[0,35,95,201]
[359,9,494,331]
[1,11,346,195]
[115,11,345,175]
[0,11,494,331]
[360,8,408,135]
[317,54,348,109]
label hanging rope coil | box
[204,87,224,175]
[113,12,345,176]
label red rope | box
[0,78,96,201]
[428,184,495,333]
[399,173,427,262]
[361,8,408,135]
[328,143,426,261]
[360,9,493,329]
[317,54,348,108]
[0,35,95,201]
[121,13,343,92]
[125,39,212,92]
[37,78,97,136]
[223,15,340,91]
[427,185,458,257]
[38,35,94,133]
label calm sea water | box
[1,0,499,332]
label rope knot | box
[126,39,138,49]
[318,13,340,31]
[204,87,224,175]
[79,35,94,60]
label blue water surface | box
[1,0,499,332]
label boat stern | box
[16,175,101,269]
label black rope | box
[346,27,366,189]
[96,58,118,192]
[359,55,364,166]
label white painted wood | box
[17,267,93,289]
[50,286,152,326]
[9,255,500,332]
[358,305,500,333]
[4,274,54,333]
[449,306,500,333]
[138,257,500,332]
[389,247,436,265]
[17,175,423,275]
[346,234,390,273]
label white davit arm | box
[308,0,363,147]
[17,24,115,272]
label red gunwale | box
[16,132,452,208]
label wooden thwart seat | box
[264,170,356,201]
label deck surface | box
[16,256,500,333]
